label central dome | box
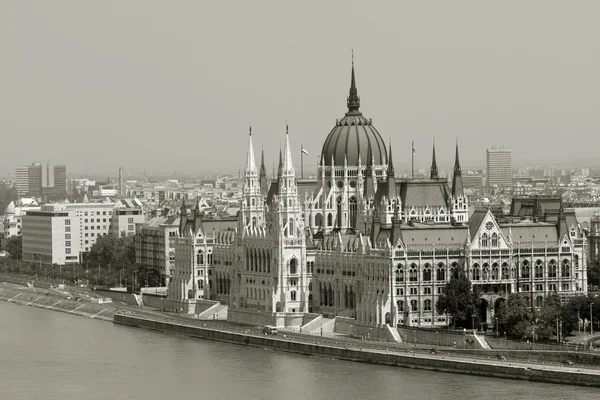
[321,64,387,167]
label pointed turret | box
[346,52,361,115]
[259,149,268,196]
[178,196,187,235]
[245,126,257,174]
[430,138,439,179]
[386,140,396,200]
[451,139,464,198]
[282,124,295,175]
[558,201,569,240]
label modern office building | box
[486,148,512,189]
[15,163,68,201]
[21,199,145,266]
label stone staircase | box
[301,316,335,334]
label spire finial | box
[249,123,251,136]
[347,50,360,114]
[430,137,438,179]
[454,137,461,173]
[245,126,257,174]
[387,138,394,174]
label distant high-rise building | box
[15,167,29,197]
[16,163,68,201]
[118,167,124,198]
[486,148,512,189]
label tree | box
[436,274,481,328]
[496,294,534,339]
[5,236,22,260]
[536,293,563,340]
[587,258,600,291]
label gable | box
[469,210,509,250]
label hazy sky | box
[2,1,599,177]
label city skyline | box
[2,1,599,176]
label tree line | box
[1,234,163,291]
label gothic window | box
[491,232,498,247]
[472,264,480,281]
[491,263,499,280]
[481,233,489,247]
[397,300,404,312]
[521,261,530,279]
[291,291,297,301]
[561,259,570,278]
[349,197,357,229]
[315,213,323,227]
[289,218,294,236]
[290,258,297,275]
[327,213,333,227]
[410,300,418,312]
[197,250,204,265]
[451,262,459,279]
[409,264,418,282]
[501,262,509,279]
[482,263,489,280]
[252,217,257,228]
[423,264,431,282]
[207,253,212,265]
[396,265,404,283]
[548,260,557,278]
[288,199,292,207]
[424,299,432,311]
[436,263,445,281]
[251,198,255,207]
[535,260,543,279]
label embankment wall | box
[398,327,483,349]
[113,314,600,388]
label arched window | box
[548,260,557,278]
[409,264,418,282]
[481,233,489,247]
[349,197,357,229]
[491,232,498,247]
[327,213,333,227]
[290,258,297,275]
[521,261,530,279]
[423,264,431,282]
[561,259,570,278]
[197,250,204,265]
[291,291,297,301]
[424,299,432,311]
[451,262,459,279]
[396,265,404,283]
[410,300,418,312]
[536,296,544,308]
[436,263,446,281]
[315,213,323,227]
[397,300,404,312]
[288,218,294,236]
[501,263,509,279]
[535,260,543,279]
[482,263,489,280]
[491,263,499,280]
[252,216,257,228]
[472,263,480,281]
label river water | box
[0,301,596,400]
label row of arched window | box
[481,232,499,247]
[395,263,460,283]
[196,250,212,265]
[245,247,272,273]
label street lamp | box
[495,317,498,337]
[472,314,476,334]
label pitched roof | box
[499,221,558,245]
[400,224,468,249]
[399,180,450,208]
[468,208,488,240]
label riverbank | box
[114,313,600,388]
[0,282,119,321]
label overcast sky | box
[1,1,599,177]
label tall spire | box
[282,123,294,174]
[347,49,361,114]
[387,139,394,176]
[245,125,257,174]
[454,138,461,173]
[260,148,266,174]
[277,147,283,176]
[430,138,439,179]
[259,148,268,196]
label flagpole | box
[411,141,414,179]
[301,144,304,179]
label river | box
[0,301,596,400]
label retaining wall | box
[113,314,600,388]
[398,327,483,349]
[93,289,139,306]
[142,293,167,309]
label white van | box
[262,325,277,335]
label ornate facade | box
[166,63,587,329]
